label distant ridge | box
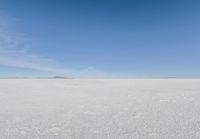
[0,76,72,79]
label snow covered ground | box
[0,79,200,139]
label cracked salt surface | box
[0,79,200,139]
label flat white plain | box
[0,79,200,139]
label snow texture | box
[0,79,200,139]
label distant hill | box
[0,76,72,79]
[52,76,71,79]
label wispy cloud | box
[0,14,108,78]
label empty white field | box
[0,79,200,139]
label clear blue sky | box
[0,0,200,77]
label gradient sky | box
[0,0,200,77]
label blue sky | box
[0,0,200,77]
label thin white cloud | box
[0,14,108,78]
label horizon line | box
[1,76,200,79]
